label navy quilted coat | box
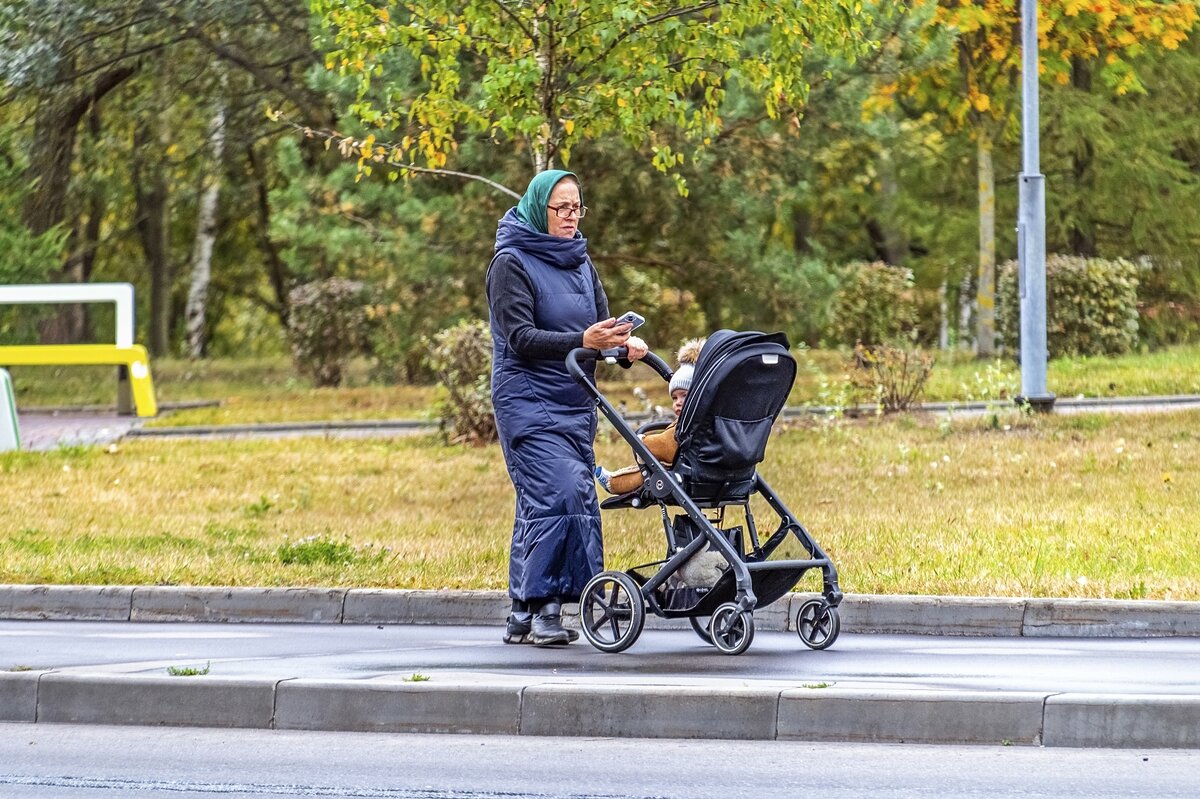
[489,208,604,603]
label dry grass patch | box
[1,409,1198,599]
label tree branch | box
[278,119,521,199]
[575,2,720,75]
[489,0,537,46]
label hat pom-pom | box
[677,338,705,365]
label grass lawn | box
[7,344,1200,428]
[1,407,1196,600]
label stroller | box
[566,329,843,655]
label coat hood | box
[495,207,590,270]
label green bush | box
[425,319,496,446]
[829,261,919,347]
[997,255,1138,358]
[286,278,370,387]
[1134,259,1200,348]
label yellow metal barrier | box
[0,344,158,417]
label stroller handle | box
[567,347,673,386]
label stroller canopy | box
[673,329,796,492]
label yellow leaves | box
[562,119,575,136]
[1160,29,1188,50]
[616,97,627,108]
[1056,71,1071,85]
[972,93,991,112]
[376,7,389,24]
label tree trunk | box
[133,121,172,357]
[25,63,136,344]
[1069,57,1097,257]
[959,273,973,351]
[938,280,949,350]
[185,94,228,359]
[248,144,291,329]
[791,205,814,255]
[59,108,107,341]
[975,131,996,357]
[877,147,908,265]
[532,16,551,173]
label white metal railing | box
[0,283,135,347]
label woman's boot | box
[531,599,571,647]
[503,599,532,644]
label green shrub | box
[1138,299,1200,348]
[286,278,370,387]
[425,319,496,446]
[997,255,1138,358]
[1135,259,1200,348]
[829,261,919,347]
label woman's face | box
[547,179,582,239]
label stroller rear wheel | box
[709,602,755,655]
[580,570,646,653]
[688,615,714,646]
[796,598,841,650]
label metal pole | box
[1018,0,1055,409]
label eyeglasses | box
[548,204,588,219]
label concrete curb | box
[2,584,1198,638]
[4,671,1198,748]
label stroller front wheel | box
[709,603,755,655]
[580,570,646,653]
[796,598,841,650]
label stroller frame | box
[567,342,843,655]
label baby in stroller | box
[566,329,844,655]
[594,338,703,496]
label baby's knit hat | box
[668,338,705,395]
[668,364,694,395]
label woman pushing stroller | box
[487,169,647,647]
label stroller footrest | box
[600,489,651,510]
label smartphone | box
[615,311,645,331]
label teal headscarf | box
[515,169,581,235]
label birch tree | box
[185,78,228,359]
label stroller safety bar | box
[566,347,672,385]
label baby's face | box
[671,389,688,417]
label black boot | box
[503,600,532,645]
[531,600,571,647]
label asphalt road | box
[6,620,1199,695]
[1,724,1197,799]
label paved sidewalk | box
[2,586,1198,749]
[13,411,142,451]
[13,394,1200,450]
